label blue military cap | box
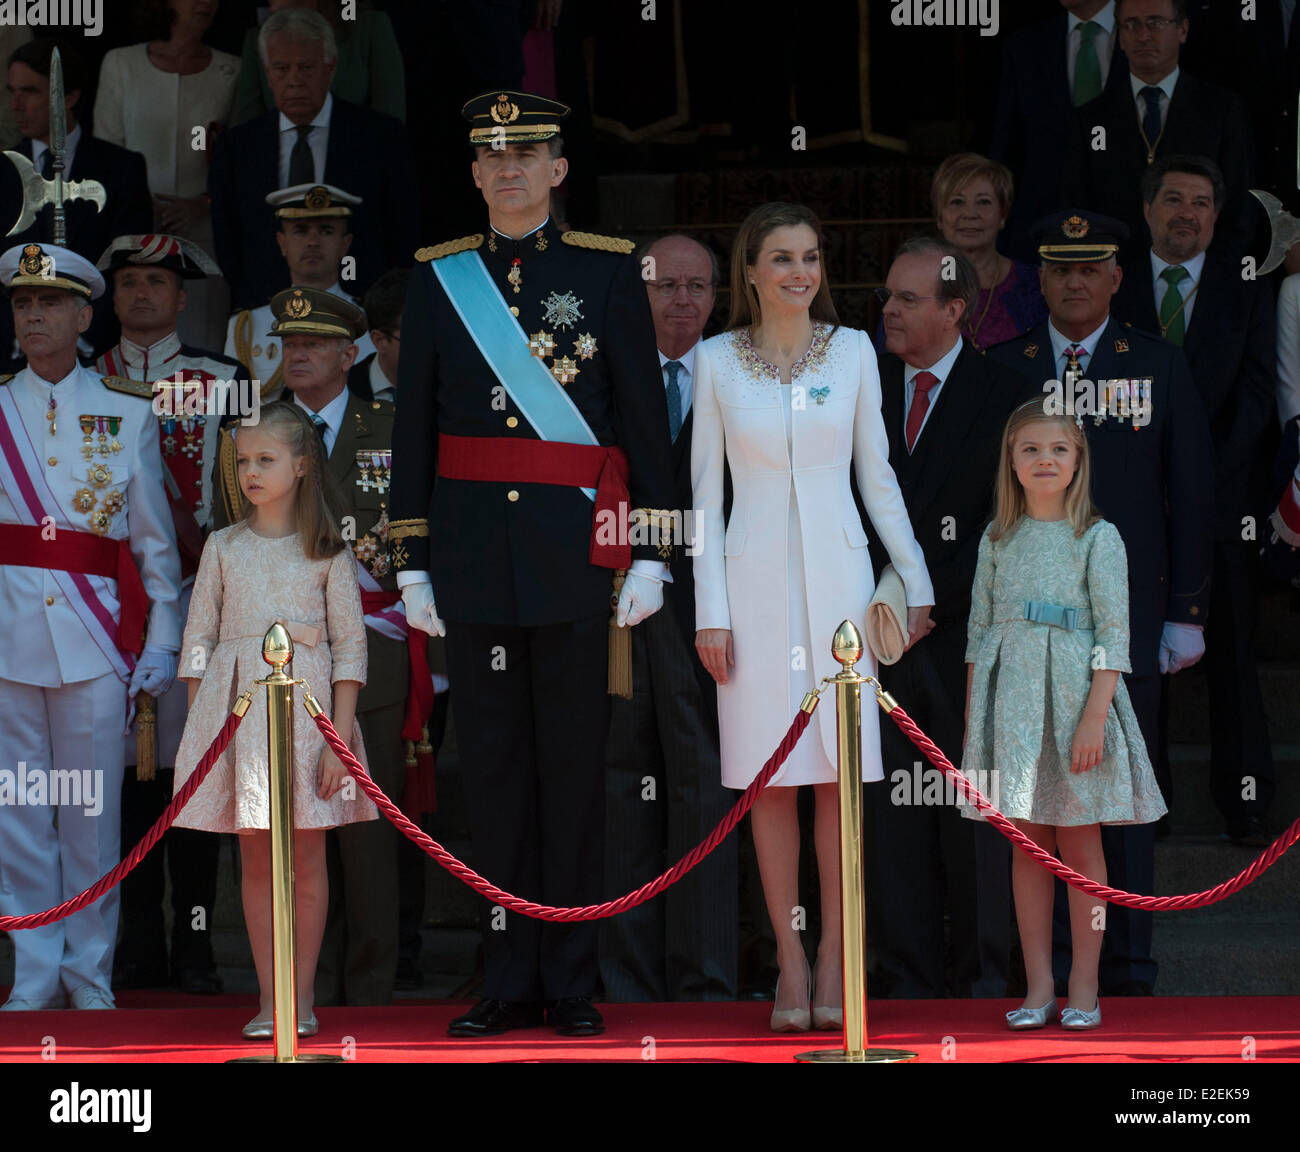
[1031,210,1130,263]
[462,90,570,146]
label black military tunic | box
[389,219,676,1002]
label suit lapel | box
[672,406,693,476]
[1084,318,1122,384]
[908,345,994,518]
[1181,256,1222,364]
[329,394,367,491]
[1126,257,1159,334]
[879,353,906,467]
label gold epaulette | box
[561,230,636,255]
[102,375,153,400]
[415,235,484,262]
[0,373,13,386]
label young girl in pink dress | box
[172,402,374,1039]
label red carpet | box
[1,994,1297,1062]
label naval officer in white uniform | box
[0,242,181,1010]
[224,184,374,402]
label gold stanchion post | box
[797,620,916,1064]
[232,623,341,1064]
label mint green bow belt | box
[992,601,1091,630]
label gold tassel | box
[608,569,633,699]
[404,738,417,769]
[135,693,156,782]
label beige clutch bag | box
[865,564,908,666]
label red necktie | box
[905,370,938,452]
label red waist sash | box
[0,524,146,656]
[436,433,631,569]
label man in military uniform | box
[94,233,249,994]
[389,91,677,1037]
[215,286,415,1005]
[224,184,374,403]
[989,210,1214,998]
[0,242,181,1010]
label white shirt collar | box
[32,122,81,169]
[658,343,697,378]
[278,90,332,136]
[1048,316,1111,366]
[293,384,349,448]
[903,335,963,385]
[369,352,394,401]
[1150,246,1206,286]
[1068,1,1115,35]
[1130,64,1179,102]
[490,215,550,243]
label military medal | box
[574,332,597,360]
[73,487,95,513]
[181,417,203,461]
[88,462,111,487]
[108,416,122,454]
[508,257,522,294]
[551,356,579,386]
[542,290,583,331]
[529,331,555,358]
[160,415,178,456]
[79,415,96,460]
[46,394,56,435]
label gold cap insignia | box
[304,185,331,212]
[19,243,48,276]
[490,94,520,125]
[286,289,312,319]
[1062,215,1090,239]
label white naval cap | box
[0,241,105,300]
[266,183,362,219]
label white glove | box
[1158,621,1205,674]
[616,569,664,627]
[128,646,178,698]
[402,580,446,638]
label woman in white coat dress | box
[693,203,934,1031]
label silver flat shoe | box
[241,1014,274,1040]
[297,1012,318,1038]
[1061,1001,1102,1030]
[1005,998,1057,1030]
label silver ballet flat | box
[1005,998,1057,1030]
[1060,1001,1102,1030]
[297,1012,318,1038]
[241,1013,274,1040]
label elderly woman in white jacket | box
[692,203,933,1032]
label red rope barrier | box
[311,703,813,921]
[0,707,245,931]
[885,702,1300,910]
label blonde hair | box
[233,401,349,560]
[930,152,1015,223]
[727,201,840,331]
[989,399,1100,540]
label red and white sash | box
[0,387,135,682]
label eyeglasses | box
[874,286,940,308]
[649,279,715,298]
[1118,16,1180,33]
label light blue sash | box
[433,249,596,500]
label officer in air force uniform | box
[389,91,677,1037]
[988,210,1214,997]
[0,242,181,1010]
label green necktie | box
[1073,21,1102,106]
[1158,265,1190,346]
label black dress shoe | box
[176,967,224,995]
[447,998,544,1038]
[1225,816,1269,847]
[547,997,605,1037]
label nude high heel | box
[770,970,812,1033]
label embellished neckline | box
[732,322,834,381]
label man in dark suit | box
[347,268,407,405]
[1113,155,1277,844]
[214,287,410,1005]
[863,237,1027,999]
[0,39,151,359]
[1062,0,1255,255]
[389,91,676,1038]
[989,209,1215,996]
[992,1,1130,263]
[599,234,737,1003]
[208,8,413,310]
